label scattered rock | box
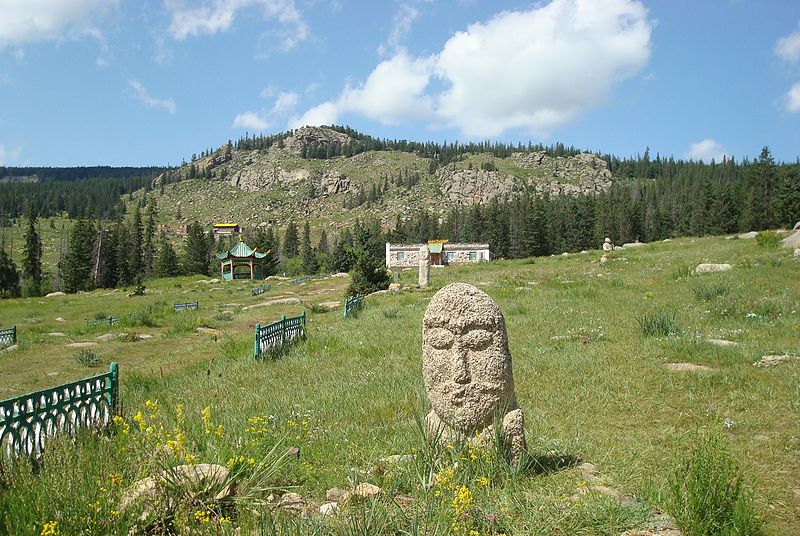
[276,492,305,512]
[325,488,348,502]
[388,283,401,291]
[738,231,758,239]
[121,464,231,515]
[242,297,302,311]
[781,229,800,249]
[694,263,732,274]
[135,333,154,340]
[318,301,341,310]
[706,338,739,348]
[622,241,645,248]
[664,362,715,372]
[66,342,99,348]
[599,255,608,265]
[754,354,799,367]
[794,221,800,231]
[48,332,66,337]
[794,248,800,258]
[55,317,65,322]
[208,278,220,284]
[0,344,19,353]
[45,292,65,297]
[287,446,301,459]
[195,327,220,335]
[96,333,116,341]
[47,371,59,376]
[318,502,338,516]
[332,272,349,278]
[351,482,382,500]
[394,495,415,509]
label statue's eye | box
[461,329,493,350]
[427,328,454,350]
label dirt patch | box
[664,362,715,372]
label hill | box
[0,235,798,534]
[153,126,614,230]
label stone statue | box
[422,283,526,461]
[418,244,430,287]
[602,237,614,253]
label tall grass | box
[636,311,680,337]
[692,283,730,301]
[666,431,763,536]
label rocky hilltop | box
[153,127,615,228]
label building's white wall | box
[386,243,491,268]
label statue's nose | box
[451,344,470,384]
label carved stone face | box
[422,283,514,432]
[419,245,430,261]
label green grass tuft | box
[74,349,103,367]
[666,431,763,536]
[636,311,680,337]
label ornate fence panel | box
[0,326,16,347]
[291,276,311,285]
[344,294,365,318]
[87,316,117,326]
[254,312,306,359]
[174,301,199,312]
[0,363,119,462]
[251,284,270,296]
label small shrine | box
[216,238,269,280]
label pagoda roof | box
[216,240,268,260]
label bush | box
[636,311,680,337]
[309,303,330,314]
[666,431,763,536]
[692,284,730,301]
[74,349,103,367]
[671,264,692,280]
[214,313,234,322]
[755,231,780,249]
[127,306,160,327]
[383,309,400,319]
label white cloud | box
[685,139,728,163]
[0,0,113,49]
[293,0,652,138]
[0,144,22,165]
[775,23,800,63]
[232,111,270,130]
[784,81,800,113]
[127,80,176,114]
[290,101,339,128]
[378,4,419,55]
[13,48,24,60]
[270,91,298,114]
[166,0,308,50]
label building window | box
[446,251,456,262]
[469,251,477,262]
[397,251,405,261]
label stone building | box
[385,241,491,268]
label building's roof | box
[213,222,239,228]
[428,243,443,254]
[216,240,268,260]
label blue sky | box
[0,0,799,167]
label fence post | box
[343,297,348,318]
[280,315,286,346]
[254,323,261,359]
[109,362,119,414]
[12,325,16,344]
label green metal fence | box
[344,294,365,318]
[254,312,306,360]
[291,276,311,285]
[174,301,199,312]
[251,284,270,296]
[0,363,119,462]
[87,316,117,326]
[0,326,16,347]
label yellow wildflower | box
[40,521,59,536]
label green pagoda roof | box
[216,240,268,260]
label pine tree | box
[143,202,157,278]
[184,222,210,275]
[317,228,329,253]
[155,232,181,277]
[22,204,43,296]
[0,248,20,298]
[330,229,355,273]
[282,222,299,258]
[129,205,144,276]
[300,221,319,274]
[115,218,133,286]
[347,222,390,296]
[60,218,96,293]
[263,227,280,276]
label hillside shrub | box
[666,431,763,536]
[755,231,780,249]
[636,311,680,337]
[74,349,103,367]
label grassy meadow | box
[0,235,798,535]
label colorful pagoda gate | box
[216,239,268,280]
